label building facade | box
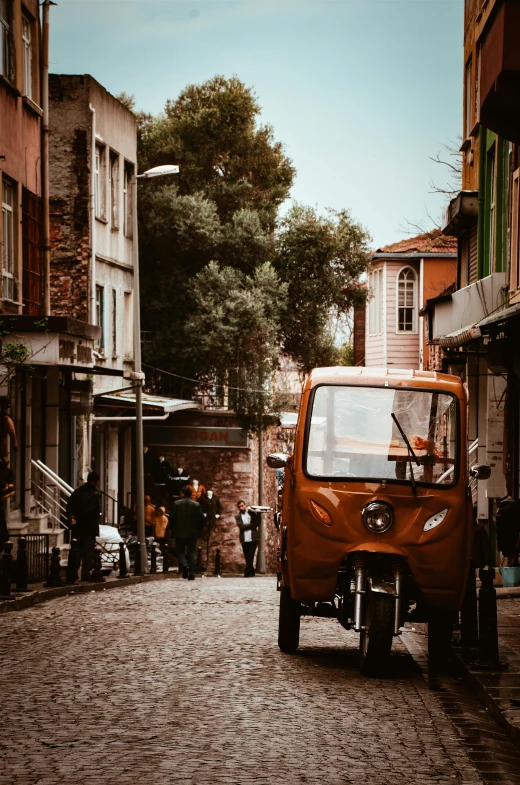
[365,230,457,370]
[48,74,138,522]
[424,0,520,559]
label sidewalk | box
[0,569,183,614]
[454,589,520,751]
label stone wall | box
[144,409,288,574]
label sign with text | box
[144,426,249,449]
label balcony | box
[479,0,520,144]
[442,191,478,237]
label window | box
[0,0,10,79]
[95,284,105,351]
[368,267,383,335]
[109,151,119,229]
[94,145,106,220]
[397,267,416,332]
[22,14,32,99]
[2,180,15,301]
[306,385,457,487]
[465,57,473,137]
[112,288,117,357]
[123,163,134,238]
[123,291,133,358]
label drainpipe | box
[41,1,54,316]
[89,104,97,324]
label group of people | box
[65,459,262,581]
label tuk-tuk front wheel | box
[278,586,301,653]
[359,588,394,675]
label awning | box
[436,303,520,348]
[93,391,200,421]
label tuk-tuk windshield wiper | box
[391,413,419,494]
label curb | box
[0,571,180,614]
[451,649,520,752]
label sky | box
[50,0,464,248]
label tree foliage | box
[185,262,287,433]
[137,75,370,426]
[275,206,371,372]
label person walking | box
[66,472,101,581]
[170,486,205,580]
[144,495,156,537]
[235,500,261,577]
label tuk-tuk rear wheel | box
[359,589,394,676]
[278,586,301,653]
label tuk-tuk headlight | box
[362,502,393,534]
[423,508,448,532]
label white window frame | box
[109,151,119,230]
[22,14,32,99]
[123,290,133,358]
[368,267,383,336]
[95,144,107,220]
[0,0,10,78]
[396,266,418,333]
[95,284,105,352]
[2,180,15,301]
[123,163,133,238]
[112,287,117,357]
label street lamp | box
[132,164,179,572]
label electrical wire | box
[142,362,272,395]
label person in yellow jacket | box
[152,506,169,540]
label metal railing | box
[30,459,72,530]
[8,534,50,582]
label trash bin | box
[500,566,520,587]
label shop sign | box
[144,426,248,449]
[7,333,94,367]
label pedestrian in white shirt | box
[235,500,261,577]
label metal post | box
[90,546,105,583]
[44,547,63,587]
[118,542,128,579]
[162,543,169,574]
[257,428,266,574]
[0,542,13,599]
[461,559,478,648]
[214,548,221,576]
[134,541,142,576]
[477,566,500,666]
[150,541,157,574]
[15,537,29,592]
[132,177,148,574]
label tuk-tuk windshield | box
[306,385,458,486]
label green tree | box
[275,205,371,373]
[185,262,288,433]
[139,75,294,227]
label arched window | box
[397,267,416,332]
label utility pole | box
[131,166,179,573]
[256,428,266,574]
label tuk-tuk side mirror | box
[267,453,290,469]
[470,464,492,481]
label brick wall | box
[145,409,286,573]
[49,76,91,321]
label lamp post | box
[132,165,179,572]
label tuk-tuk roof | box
[306,366,465,397]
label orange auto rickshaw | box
[267,366,490,674]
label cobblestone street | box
[0,576,518,785]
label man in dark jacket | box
[66,471,101,581]
[235,500,261,577]
[170,486,205,580]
